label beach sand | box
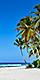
[0,66,40,80]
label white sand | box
[0,66,40,80]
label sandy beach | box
[0,66,40,80]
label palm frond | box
[34,4,40,12]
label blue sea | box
[0,63,28,67]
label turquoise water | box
[0,64,22,67]
[0,63,27,67]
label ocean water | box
[0,63,27,67]
[0,64,22,67]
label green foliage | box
[34,4,40,12]
[32,59,40,68]
[26,59,40,68]
[14,4,40,67]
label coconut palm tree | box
[14,4,40,67]
[29,4,40,57]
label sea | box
[0,63,28,68]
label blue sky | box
[0,0,40,63]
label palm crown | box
[14,4,40,64]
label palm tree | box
[14,4,40,68]
[29,4,40,57]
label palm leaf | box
[14,42,19,46]
[29,50,33,57]
[25,29,34,42]
[31,11,40,16]
[16,30,24,37]
[17,16,32,27]
[16,27,24,30]
[15,39,19,44]
[34,4,40,12]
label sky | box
[0,0,40,63]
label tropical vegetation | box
[14,4,40,68]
